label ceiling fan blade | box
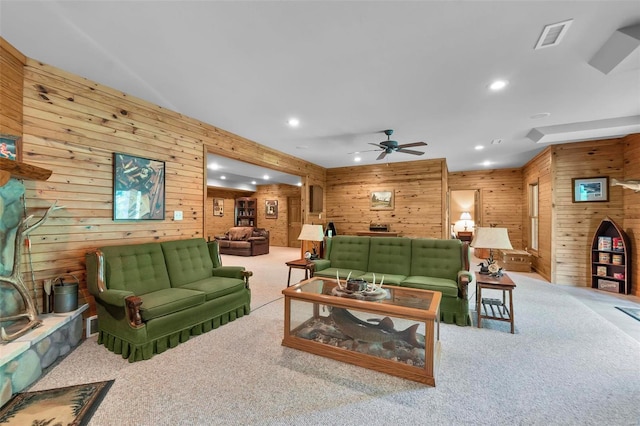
[398,142,427,148]
[396,149,425,156]
[376,151,388,160]
[349,148,382,154]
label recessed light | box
[488,80,508,91]
[297,182,302,187]
[263,174,269,180]
[220,175,226,180]
[251,180,256,185]
[287,118,300,127]
[475,145,484,150]
[483,161,491,167]
[354,156,361,162]
[531,112,551,119]
[208,163,219,170]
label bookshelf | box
[590,217,630,294]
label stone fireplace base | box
[0,304,87,407]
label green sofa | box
[86,238,252,362]
[312,236,473,326]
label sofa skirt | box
[98,303,250,362]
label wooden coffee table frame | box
[282,277,442,386]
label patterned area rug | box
[0,380,113,426]
[616,306,640,322]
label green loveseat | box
[86,238,252,362]
[312,236,473,326]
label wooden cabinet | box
[591,217,631,294]
[235,197,256,227]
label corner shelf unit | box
[590,217,631,294]
[235,197,256,227]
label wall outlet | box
[174,210,183,220]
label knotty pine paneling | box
[255,184,302,246]
[206,187,250,239]
[205,184,302,247]
[622,134,640,296]
[17,56,324,316]
[551,139,624,286]
[448,168,523,250]
[326,159,447,238]
[522,148,552,280]
[0,38,25,135]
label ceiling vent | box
[535,19,573,50]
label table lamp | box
[470,227,513,275]
[460,211,472,231]
[297,224,324,259]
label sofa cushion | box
[410,238,464,281]
[138,288,206,321]
[313,267,366,280]
[179,276,246,301]
[228,227,253,241]
[161,238,214,287]
[366,237,412,276]
[101,243,172,295]
[229,241,251,248]
[327,236,371,272]
[400,276,459,297]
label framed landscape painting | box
[370,190,394,210]
[113,153,165,220]
[572,176,608,203]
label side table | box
[475,271,516,334]
[285,259,315,287]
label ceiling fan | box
[364,129,428,160]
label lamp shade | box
[297,224,324,242]
[470,227,513,250]
[460,211,472,221]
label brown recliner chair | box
[214,226,269,256]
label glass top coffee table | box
[282,277,442,386]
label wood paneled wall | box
[325,159,447,238]
[5,44,324,316]
[21,60,208,314]
[622,134,640,296]
[255,184,302,246]
[205,187,250,238]
[522,148,552,280]
[550,139,624,285]
[0,39,25,135]
[448,168,524,250]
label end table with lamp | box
[470,226,513,275]
[297,224,324,260]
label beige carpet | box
[30,247,640,425]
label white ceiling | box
[1,1,639,184]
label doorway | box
[449,189,481,238]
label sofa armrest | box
[457,270,473,299]
[212,266,245,279]
[94,289,143,329]
[312,259,331,272]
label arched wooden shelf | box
[590,216,631,294]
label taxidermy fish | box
[329,308,424,349]
[611,178,640,192]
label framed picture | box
[113,153,165,220]
[213,198,224,216]
[572,176,608,203]
[0,134,22,161]
[370,190,394,210]
[265,200,278,219]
